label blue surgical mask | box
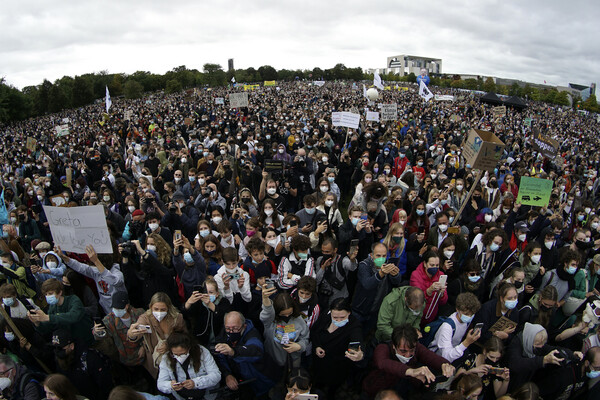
[578,215,585,222]
[587,370,600,379]
[113,308,127,318]
[460,313,474,324]
[490,243,500,252]
[209,295,217,303]
[567,266,577,275]
[468,275,481,283]
[416,210,425,216]
[332,318,348,328]
[199,229,210,238]
[2,298,14,307]
[297,252,308,260]
[504,299,518,310]
[351,218,359,226]
[306,207,316,215]
[183,253,194,263]
[4,332,15,342]
[46,294,58,305]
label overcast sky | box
[1,0,598,90]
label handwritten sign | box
[43,205,112,254]
[492,105,506,119]
[331,112,360,129]
[489,316,517,333]
[26,137,37,152]
[215,97,224,105]
[380,103,398,121]
[516,176,553,207]
[55,124,70,137]
[229,92,249,108]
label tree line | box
[1,63,597,124]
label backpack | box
[18,370,46,399]
[419,316,456,348]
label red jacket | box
[410,263,448,325]
[363,342,449,397]
[392,156,410,178]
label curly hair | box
[147,233,172,267]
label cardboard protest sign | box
[66,168,72,188]
[380,104,398,121]
[531,131,559,158]
[43,205,113,254]
[489,316,517,333]
[366,111,380,122]
[331,112,360,129]
[215,97,225,105]
[524,118,532,127]
[462,129,505,171]
[229,92,249,108]
[26,137,37,152]
[124,110,133,120]
[492,106,506,119]
[184,118,192,126]
[517,176,553,207]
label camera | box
[120,241,136,257]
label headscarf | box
[522,322,545,358]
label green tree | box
[72,75,95,107]
[165,79,182,94]
[582,94,600,112]
[124,80,144,99]
[509,82,521,96]
[258,65,278,81]
[483,77,496,92]
[464,79,479,90]
[554,91,569,106]
[203,63,226,86]
[406,72,416,83]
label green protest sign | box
[516,176,553,207]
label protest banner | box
[26,137,37,152]
[366,111,380,122]
[434,95,455,101]
[244,84,260,91]
[380,103,398,121]
[43,205,113,254]
[56,124,70,137]
[331,112,360,129]
[313,81,325,87]
[531,131,559,158]
[462,129,505,171]
[62,117,70,124]
[229,92,249,108]
[492,105,507,119]
[215,97,225,105]
[516,176,553,207]
[264,80,277,86]
[419,80,434,101]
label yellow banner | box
[244,84,260,91]
[384,86,392,90]
[397,87,410,91]
[264,81,277,86]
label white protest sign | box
[366,111,380,122]
[380,103,398,121]
[215,97,225,105]
[313,81,325,87]
[56,124,70,137]
[124,110,133,120]
[43,205,113,254]
[434,95,455,101]
[419,80,434,101]
[62,117,70,124]
[331,112,360,129]
[229,92,249,108]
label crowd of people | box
[0,79,599,400]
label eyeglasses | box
[468,272,481,277]
[0,367,13,377]
[225,326,243,334]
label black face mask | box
[241,198,251,204]
[485,358,499,367]
[19,214,26,221]
[394,199,402,207]
[279,315,291,323]
[540,304,555,312]
[227,332,242,344]
[473,195,481,201]
[55,348,68,359]
[576,240,591,250]
[514,281,523,289]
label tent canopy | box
[504,95,528,110]
[480,92,503,105]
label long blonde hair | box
[148,233,172,267]
[382,222,406,255]
[146,292,179,320]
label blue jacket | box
[214,320,277,396]
[351,256,403,317]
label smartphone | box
[139,325,152,333]
[289,220,298,227]
[24,302,36,312]
[387,257,399,265]
[229,273,240,280]
[193,285,207,294]
[474,322,484,332]
[360,214,368,221]
[348,341,361,352]
[174,230,182,241]
[488,367,505,375]
[438,274,447,287]
[93,317,106,329]
[265,278,276,289]
[296,394,319,400]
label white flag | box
[105,86,112,113]
[419,80,434,102]
[363,84,368,100]
[231,76,236,83]
[373,72,384,90]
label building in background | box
[367,54,442,76]
[228,58,234,71]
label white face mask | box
[153,311,167,322]
[148,223,159,231]
[438,224,448,233]
[395,352,413,364]
[264,209,274,216]
[545,241,554,250]
[212,217,223,225]
[267,238,279,248]
[128,205,135,213]
[267,188,277,195]
[299,296,311,304]
[146,245,157,252]
[530,255,542,264]
[518,233,527,242]
[325,200,334,207]
[484,214,493,222]
[46,261,57,269]
[174,353,189,364]
[320,186,329,193]
[443,250,454,259]
[456,185,463,191]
